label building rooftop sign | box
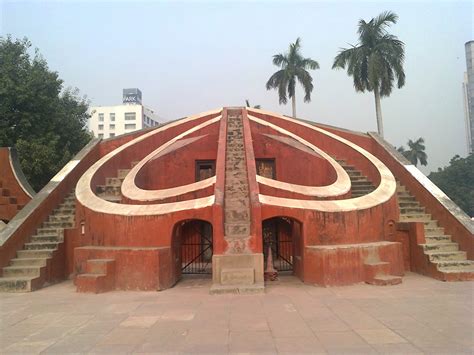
[122,88,142,105]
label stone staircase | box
[224,110,251,248]
[76,259,116,293]
[0,191,76,292]
[335,159,402,285]
[397,183,474,279]
[336,159,375,198]
[96,162,138,202]
[364,259,402,286]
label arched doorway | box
[262,217,303,276]
[173,220,213,277]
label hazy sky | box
[1,0,472,173]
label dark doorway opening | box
[195,160,216,181]
[256,158,276,179]
[178,220,213,275]
[263,218,293,272]
[262,217,302,273]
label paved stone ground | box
[0,273,472,354]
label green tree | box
[266,38,319,118]
[429,154,474,216]
[0,36,91,191]
[397,137,428,167]
[332,11,405,137]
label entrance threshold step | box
[210,282,264,295]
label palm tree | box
[332,11,405,137]
[266,38,319,118]
[397,138,428,166]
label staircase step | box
[400,207,425,214]
[398,195,416,202]
[425,235,452,243]
[105,177,122,186]
[423,221,439,228]
[424,227,445,235]
[434,260,474,272]
[17,249,55,259]
[97,194,121,202]
[0,277,40,292]
[53,207,75,215]
[422,242,459,252]
[37,228,60,235]
[9,258,48,267]
[24,242,58,250]
[117,169,130,179]
[352,189,374,194]
[3,266,41,277]
[396,185,407,192]
[49,215,74,223]
[399,201,420,208]
[96,185,121,194]
[399,213,431,221]
[76,273,111,293]
[42,221,74,228]
[351,181,373,187]
[367,275,402,286]
[349,176,368,181]
[30,235,61,243]
[86,259,115,275]
[427,251,467,262]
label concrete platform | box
[0,273,472,354]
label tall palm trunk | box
[374,87,384,137]
[292,95,296,118]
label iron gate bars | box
[181,222,213,274]
[263,219,293,272]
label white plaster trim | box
[247,108,396,212]
[50,160,80,183]
[369,131,474,233]
[76,109,221,216]
[306,241,398,250]
[249,114,350,197]
[127,176,216,202]
[8,148,34,198]
[405,165,474,232]
[121,117,220,201]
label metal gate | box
[181,221,213,274]
[263,218,293,272]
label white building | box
[464,41,474,154]
[462,73,472,155]
[89,88,161,139]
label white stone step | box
[3,266,41,277]
[427,251,467,262]
[422,242,459,253]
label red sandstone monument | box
[0,107,472,293]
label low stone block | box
[221,268,254,285]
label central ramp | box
[224,109,251,249]
[211,108,264,293]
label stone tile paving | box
[0,273,472,354]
